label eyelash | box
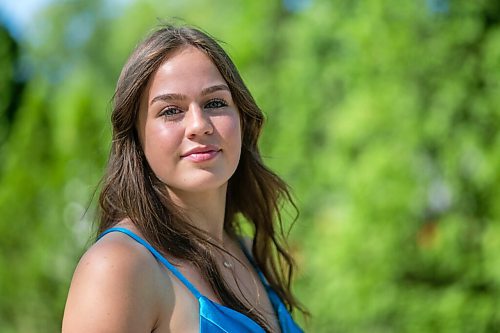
[159,107,182,118]
[159,98,228,118]
[205,98,228,109]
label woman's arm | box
[62,233,173,332]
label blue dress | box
[98,227,304,333]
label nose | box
[185,103,213,138]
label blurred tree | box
[0,22,26,148]
[267,0,500,332]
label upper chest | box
[153,255,281,333]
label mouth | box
[181,146,221,162]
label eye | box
[205,98,228,109]
[159,106,182,118]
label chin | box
[172,174,231,193]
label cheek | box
[219,115,242,151]
[143,123,182,166]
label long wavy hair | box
[97,24,304,332]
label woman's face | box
[137,46,242,196]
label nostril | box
[186,115,214,137]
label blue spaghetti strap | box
[98,227,202,299]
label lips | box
[181,145,221,162]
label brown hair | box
[97,24,305,332]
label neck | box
[167,184,229,243]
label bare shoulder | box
[62,231,174,333]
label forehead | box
[147,46,226,95]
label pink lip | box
[181,145,221,162]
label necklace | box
[223,260,233,268]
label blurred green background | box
[1,0,500,332]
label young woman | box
[62,24,305,333]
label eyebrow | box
[150,84,230,106]
[201,84,230,96]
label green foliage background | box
[1,0,500,332]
